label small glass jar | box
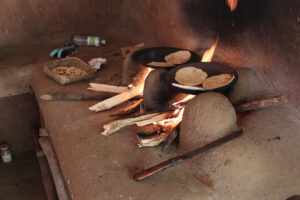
[0,143,12,163]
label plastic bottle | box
[72,35,106,47]
[0,143,12,163]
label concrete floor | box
[0,151,46,200]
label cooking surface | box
[30,41,300,200]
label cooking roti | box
[203,73,235,90]
[175,66,208,86]
[147,61,174,68]
[165,50,192,65]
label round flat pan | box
[131,47,201,68]
[167,62,238,95]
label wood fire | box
[226,0,239,12]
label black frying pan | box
[131,47,201,68]
[167,62,239,95]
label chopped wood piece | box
[89,67,152,112]
[170,94,196,108]
[172,83,206,91]
[111,98,144,116]
[137,132,170,148]
[102,108,183,137]
[136,124,163,135]
[136,108,184,148]
[234,95,288,112]
[101,113,161,136]
[135,112,175,127]
[88,83,128,93]
[155,108,184,129]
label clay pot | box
[180,92,238,150]
[228,68,269,104]
[143,69,174,112]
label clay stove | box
[7,0,298,200]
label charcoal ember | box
[143,69,174,112]
[228,68,272,104]
[180,92,238,151]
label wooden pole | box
[133,129,242,181]
[39,137,70,200]
[234,95,288,112]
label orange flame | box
[227,0,239,12]
[201,38,219,63]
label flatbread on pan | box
[147,61,174,68]
[203,73,235,90]
[175,66,208,86]
[165,50,192,65]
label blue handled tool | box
[50,43,78,58]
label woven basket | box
[44,57,97,85]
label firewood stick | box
[135,124,163,135]
[137,131,171,148]
[133,129,243,181]
[135,112,175,127]
[170,94,196,108]
[89,67,152,112]
[136,109,184,148]
[39,137,70,200]
[111,98,144,116]
[101,113,161,136]
[88,83,128,93]
[155,108,184,130]
[234,95,288,112]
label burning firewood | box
[101,108,183,140]
[89,67,152,112]
[135,111,176,127]
[98,38,220,149]
[136,132,171,148]
[170,94,196,109]
[136,108,184,148]
[101,113,161,136]
[226,0,239,12]
[110,98,144,116]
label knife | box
[40,92,108,101]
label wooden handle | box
[234,95,288,112]
[133,129,243,181]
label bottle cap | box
[0,143,9,151]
